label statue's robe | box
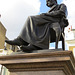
[19,4,68,49]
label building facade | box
[66,29,75,57]
[0,22,6,49]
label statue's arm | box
[45,4,68,18]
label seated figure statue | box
[5,0,68,52]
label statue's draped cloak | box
[19,4,67,49]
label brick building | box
[0,22,6,49]
[0,21,18,51]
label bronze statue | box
[5,0,68,52]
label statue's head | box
[46,0,57,7]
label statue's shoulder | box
[58,3,67,11]
[59,3,67,7]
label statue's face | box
[46,0,57,7]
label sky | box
[0,0,75,49]
[0,0,63,40]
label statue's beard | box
[46,3,54,7]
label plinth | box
[0,50,75,75]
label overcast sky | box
[0,0,75,40]
[0,0,41,39]
[62,0,75,30]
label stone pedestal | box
[0,50,75,75]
